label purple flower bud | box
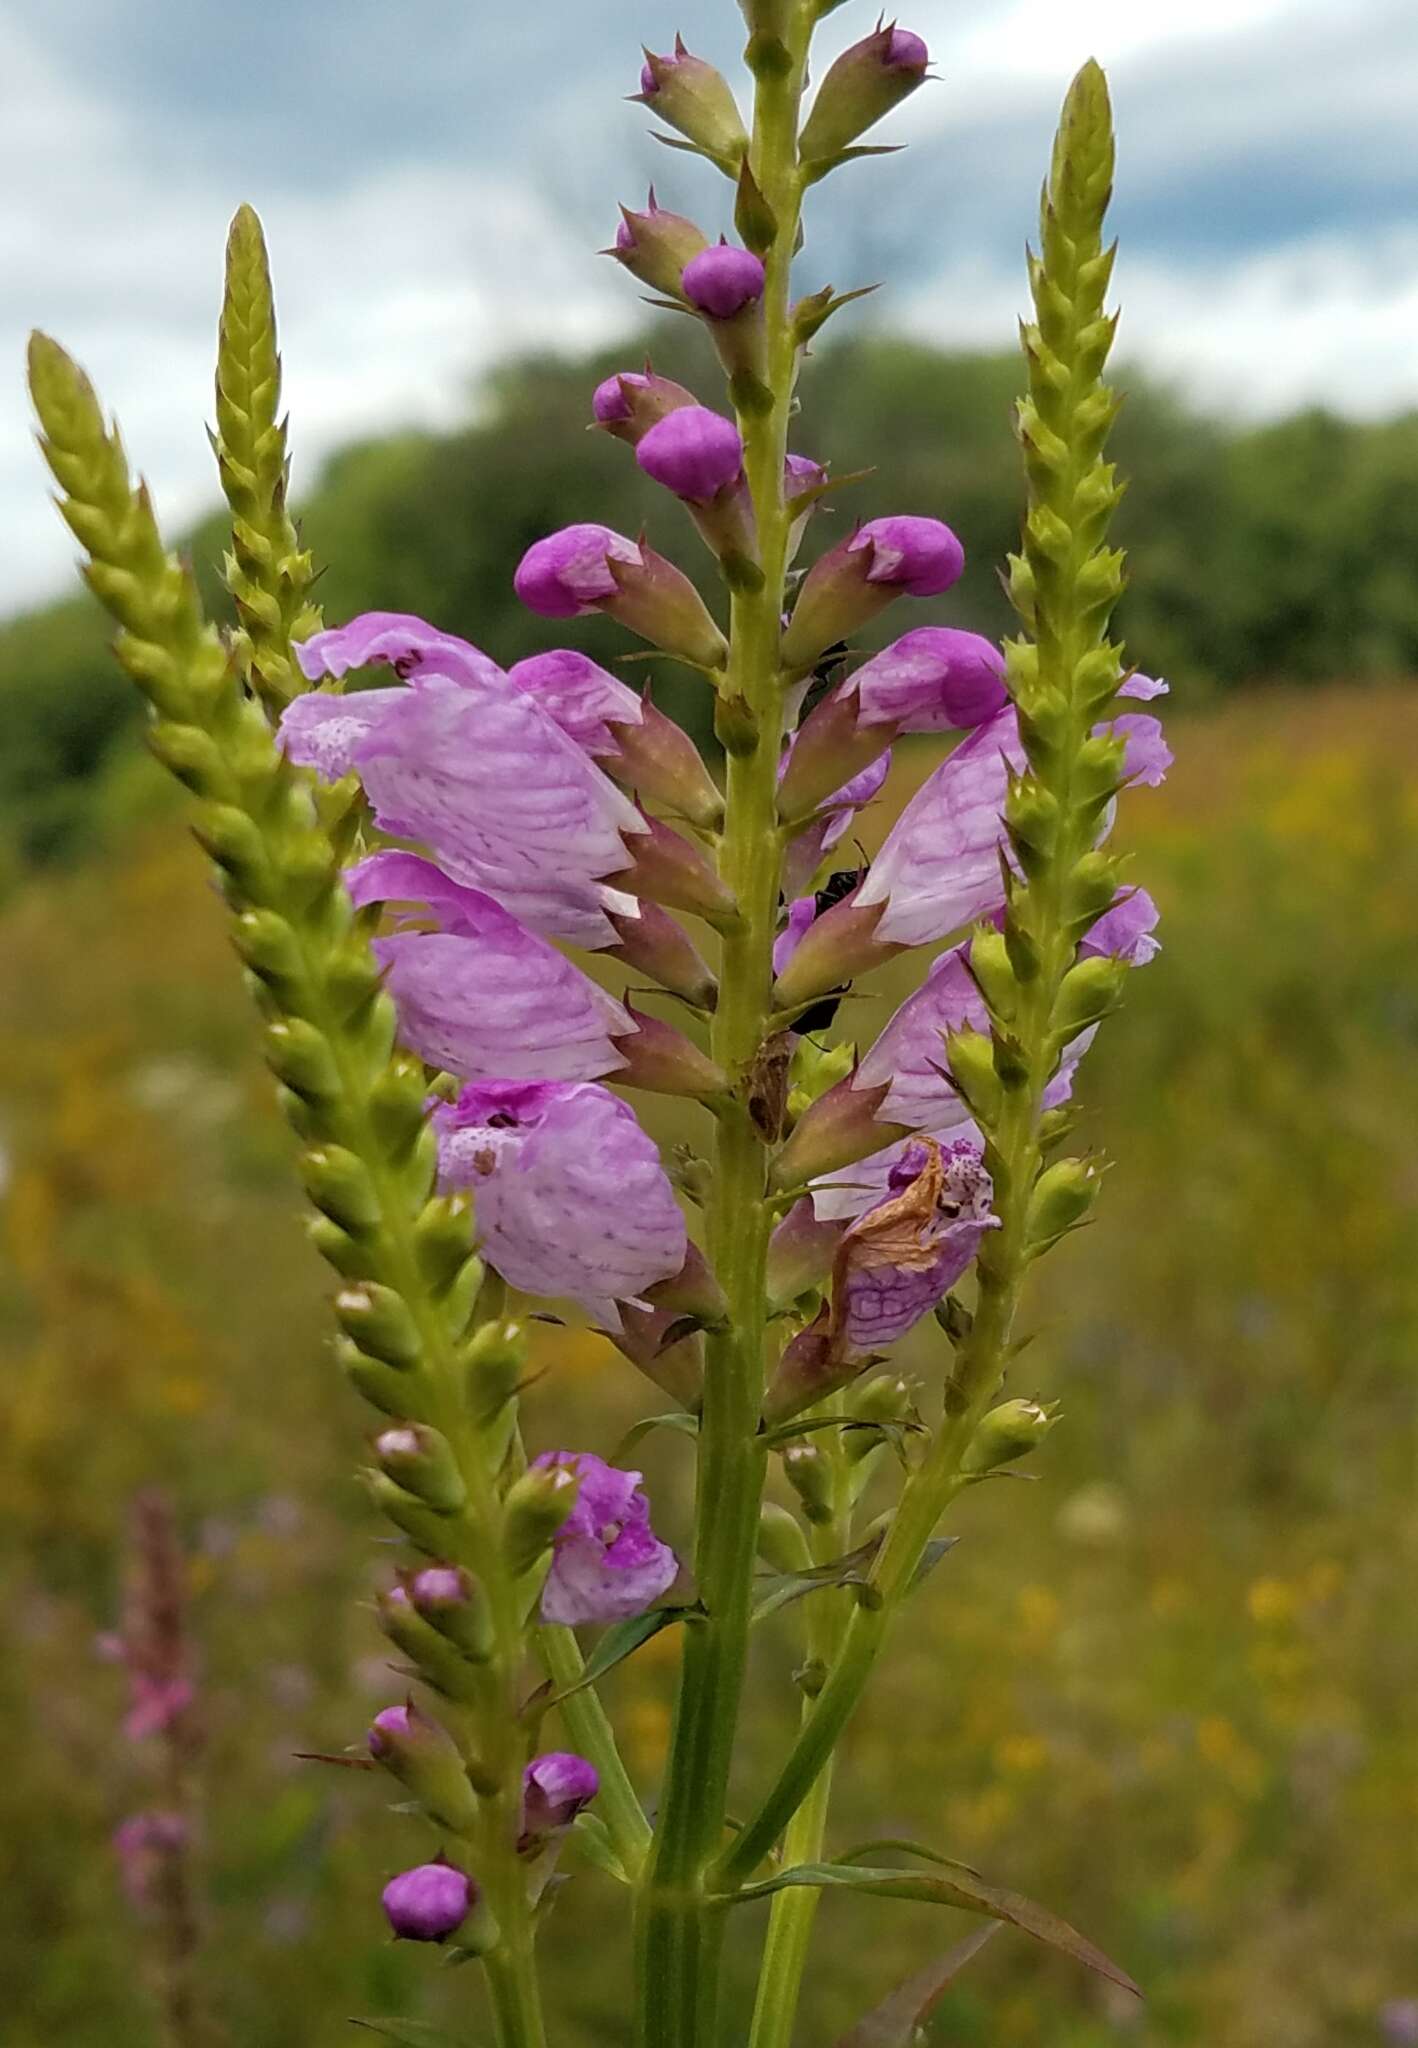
[682,243,766,320]
[798,23,931,165]
[432,1082,686,1328]
[521,1752,600,1841]
[532,1451,678,1625]
[367,1699,479,1831]
[784,453,829,502]
[382,1861,474,1943]
[637,406,744,502]
[634,39,749,165]
[515,526,729,670]
[781,517,965,669]
[611,193,709,297]
[847,627,1009,732]
[591,370,698,444]
[515,523,644,620]
[508,651,723,829]
[367,1702,413,1755]
[408,1565,495,1662]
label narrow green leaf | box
[719,1862,1141,1998]
[908,1535,959,1593]
[834,1923,1001,2047]
[350,2020,479,2047]
[758,1414,924,1454]
[834,1839,983,1879]
[752,1539,880,1623]
[570,1810,630,1885]
[611,1412,700,1465]
[530,1606,699,1716]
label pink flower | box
[432,1081,686,1326]
[532,1451,678,1624]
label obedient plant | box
[29,3,1172,2039]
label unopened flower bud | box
[382,1861,493,1948]
[614,813,739,926]
[336,1284,422,1371]
[612,194,708,297]
[799,25,931,167]
[758,1499,813,1574]
[636,406,745,502]
[368,1700,479,1832]
[1053,953,1129,1035]
[520,1751,600,1845]
[635,39,749,168]
[374,1424,467,1514]
[1025,1157,1103,1247]
[463,1319,527,1428]
[409,1565,496,1662]
[515,525,728,670]
[782,517,965,669]
[772,893,899,1012]
[591,370,697,444]
[780,1435,836,1524]
[502,1463,581,1578]
[961,1397,1061,1474]
[682,243,766,319]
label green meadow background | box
[2,332,1417,2045]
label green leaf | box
[757,1414,923,1453]
[719,1862,1141,1998]
[752,1539,881,1623]
[908,1536,959,1593]
[834,1838,983,1879]
[834,1923,1001,2047]
[350,2020,479,2047]
[611,1412,699,1465]
[529,1605,700,1716]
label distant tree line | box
[5,327,1418,870]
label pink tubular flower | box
[781,516,965,669]
[281,616,648,949]
[532,1452,678,1625]
[1082,886,1161,965]
[682,243,766,319]
[847,627,1009,731]
[508,651,724,829]
[431,1081,687,1326]
[764,1138,995,1421]
[382,1861,474,1943]
[834,1137,997,1352]
[636,406,744,501]
[294,610,504,689]
[521,1752,600,1841]
[514,523,644,620]
[347,852,632,1082]
[781,744,891,898]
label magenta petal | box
[432,1082,686,1325]
[854,941,987,1129]
[507,650,643,755]
[348,854,631,1082]
[1119,672,1168,700]
[352,673,646,948]
[277,687,405,784]
[856,707,1025,947]
[295,611,504,689]
[532,1452,678,1625]
[1106,710,1173,788]
[514,525,643,619]
[1082,886,1161,965]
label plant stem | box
[747,1412,852,2048]
[634,18,813,2045]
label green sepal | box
[734,157,777,254]
[375,1424,468,1514]
[300,1145,382,1237]
[1052,954,1128,1036]
[944,1028,1003,1126]
[366,1471,457,1555]
[1025,1156,1104,1250]
[335,1283,423,1370]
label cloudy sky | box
[6,0,1418,615]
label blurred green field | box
[2,681,1417,2046]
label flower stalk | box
[632,22,814,2042]
[27,332,550,2048]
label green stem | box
[483,1927,549,2048]
[747,1416,852,2048]
[634,20,813,2046]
